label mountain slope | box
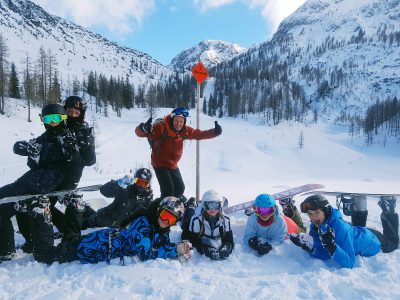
[0,0,173,85]
[169,39,245,71]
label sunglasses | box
[135,177,149,189]
[42,114,67,124]
[254,206,275,217]
[159,209,178,226]
[204,201,221,211]
[171,107,189,118]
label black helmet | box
[300,194,331,217]
[134,168,152,182]
[42,103,66,116]
[64,96,87,125]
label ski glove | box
[289,233,313,252]
[219,244,232,259]
[76,127,94,149]
[248,236,259,251]
[204,246,220,260]
[177,240,192,262]
[58,130,77,161]
[257,242,272,256]
[318,225,336,256]
[214,121,222,136]
[26,139,42,159]
[116,175,134,189]
[139,117,152,134]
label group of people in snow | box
[0,98,398,268]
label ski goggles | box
[254,206,275,217]
[159,209,178,226]
[171,107,189,118]
[204,201,222,211]
[135,177,149,189]
[42,114,67,124]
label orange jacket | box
[135,115,217,169]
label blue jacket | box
[77,215,178,264]
[244,209,287,246]
[309,207,381,268]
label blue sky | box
[33,0,305,65]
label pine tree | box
[9,62,21,99]
[0,34,9,114]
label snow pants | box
[154,167,185,199]
[368,212,399,253]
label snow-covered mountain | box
[211,0,400,116]
[0,0,173,85]
[169,39,245,71]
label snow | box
[0,100,399,299]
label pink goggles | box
[255,206,275,217]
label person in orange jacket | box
[135,107,222,198]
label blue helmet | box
[254,194,276,208]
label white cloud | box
[192,0,306,33]
[33,0,155,33]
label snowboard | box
[223,183,325,214]
[301,190,400,198]
[0,184,103,205]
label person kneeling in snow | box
[289,194,399,268]
[29,196,191,264]
[244,194,299,256]
[183,189,234,260]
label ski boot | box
[15,195,52,224]
[59,193,87,212]
[378,196,397,214]
[279,197,295,218]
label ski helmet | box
[64,95,87,124]
[254,194,276,208]
[300,194,331,217]
[134,168,152,182]
[158,196,185,220]
[41,103,67,131]
[170,107,189,118]
[201,189,224,203]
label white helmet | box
[201,189,224,203]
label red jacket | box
[135,115,217,169]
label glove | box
[177,240,192,262]
[219,244,232,259]
[289,233,313,252]
[26,139,42,159]
[257,242,272,256]
[139,117,152,134]
[319,225,336,256]
[204,246,220,260]
[248,236,259,251]
[116,175,134,189]
[75,127,94,149]
[214,121,222,136]
[58,130,76,160]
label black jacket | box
[96,180,154,228]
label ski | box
[223,183,325,214]
[302,190,400,198]
[0,184,103,205]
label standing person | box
[0,103,77,261]
[47,96,96,242]
[290,194,399,268]
[135,107,222,198]
[244,194,295,256]
[182,189,234,260]
[28,196,191,264]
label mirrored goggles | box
[42,114,67,124]
[159,209,178,226]
[254,206,275,217]
[171,107,189,118]
[135,177,149,189]
[204,201,222,211]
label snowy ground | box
[0,101,399,299]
